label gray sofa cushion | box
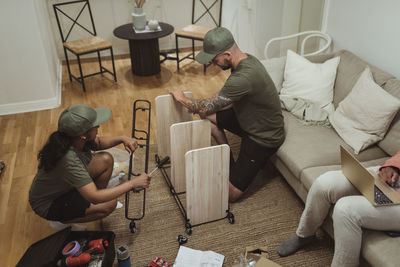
[276,111,388,178]
[362,230,400,267]
[378,79,400,156]
[300,157,389,191]
[305,53,335,63]
[333,50,394,107]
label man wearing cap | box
[170,27,284,202]
[29,104,151,226]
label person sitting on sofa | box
[29,104,152,228]
[277,151,400,267]
[170,27,284,202]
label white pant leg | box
[296,170,359,237]
[331,195,400,267]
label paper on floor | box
[173,246,224,267]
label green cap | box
[195,27,235,64]
[58,104,111,137]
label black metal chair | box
[53,0,117,92]
[175,0,223,74]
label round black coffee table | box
[113,22,174,76]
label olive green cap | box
[58,104,111,137]
[195,27,235,64]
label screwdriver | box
[149,156,170,175]
[132,156,170,193]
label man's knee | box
[332,197,361,227]
[205,113,217,125]
[310,172,342,201]
[229,182,244,202]
[313,172,340,192]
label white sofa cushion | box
[378,79,400,156]
[280,50,340,113]
[330,67,400,154]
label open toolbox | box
[16,227,115,267]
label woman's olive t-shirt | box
[29,147,93,217]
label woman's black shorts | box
[46,189,90,222]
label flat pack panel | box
[155,93,193,159]
[170,120,211,193]
[185,144,230,225]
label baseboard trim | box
[0,60,62,116]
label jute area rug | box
[103,136,334,266]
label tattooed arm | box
[170,90,233,115]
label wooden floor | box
[0,55,228,266]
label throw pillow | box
[280,50,340,113]
[260,57,286,93]
[330,67,400,154]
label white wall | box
[323,0,400,78]
[222,0,284,59]
[0,0,61,115]
[0,0,323,115]
[299,0,325,54]
[48,0,212,57]
[47,0,287,60]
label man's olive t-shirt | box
[29,147,93,218]
[219,54,284,148]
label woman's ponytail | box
[38,131,71,171]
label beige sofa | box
[264,50,400,267]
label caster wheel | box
[130,221,137,233]
[177,234,188,245]
[185,223,192,235]
[186,227,192,235]
[228,212,235,224]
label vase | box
[132,7,146,30]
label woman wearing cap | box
[29,104,151,226]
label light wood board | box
[185,144,230,225]
[170,120,211,193]
[155,93,193,159]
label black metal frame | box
[175,0,223,74]
[125,100,151,233]
[155,153,234,235]
[53,0,117,92]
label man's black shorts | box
[217,109,278,192]
[46,189,90,221]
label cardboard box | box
[16,227,115,267]
[254,257,282,267]
[245,246,282,267]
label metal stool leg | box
[191,39,195,58]
[97,50,102,73]
[110,47,117,82]
[77,55,86,92]
[175,35,180,71]
[64,48,72,82]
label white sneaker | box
[49,221,87,231]
[107,172,128,188]
[116,201,123,209]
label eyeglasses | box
[0,161,5,175]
